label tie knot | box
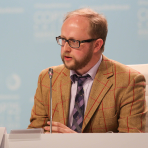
[73,74,90,86]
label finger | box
[46,121,77,133]
[47,121,69,129]
[47,121,50,125]
[44,126,50,131]
[45,123,76,133]
[45,122,68,133]
[51,126,73,133]
[44,125,63,133]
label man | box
[28,8,147,133]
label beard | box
[61,47,93,71]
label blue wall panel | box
[0,0,148,133]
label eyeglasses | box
[56,36,97,48]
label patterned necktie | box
[71,74,90,133]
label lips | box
[64,56,72,61]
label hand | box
[44,121,77,133]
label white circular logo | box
[6,74,21,91]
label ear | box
[93,39,103,53]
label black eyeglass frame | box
[56,36,97,48]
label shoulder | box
[102,55,142,78]
[101,55,146,86]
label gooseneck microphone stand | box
[48,68,53,134]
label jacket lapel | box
[82,55,114,132]
[57,67,71,126]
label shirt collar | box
[70,55,102,83]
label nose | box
[63,41,71,52]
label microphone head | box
[48,68,53,79]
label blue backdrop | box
[0,0,148,133]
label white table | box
[7,133,148,148]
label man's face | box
[60,16,95,72]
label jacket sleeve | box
[118,74,147,133]
[28,71,49,129]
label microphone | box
[48,68,53,79]
[48,68,53,133]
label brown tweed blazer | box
[28,55,147,133]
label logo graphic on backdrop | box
[33,3,71,41]
[0,7,24,14]
[0,74,21,132]
[0,102,21,130]
[89,4,130,11]
[6,74,21,91]
[137,0,148,38]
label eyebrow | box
[60,36,77,40]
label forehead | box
[61,15,91,39]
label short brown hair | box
[64,8,108,52]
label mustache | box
[62,53,73,58]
